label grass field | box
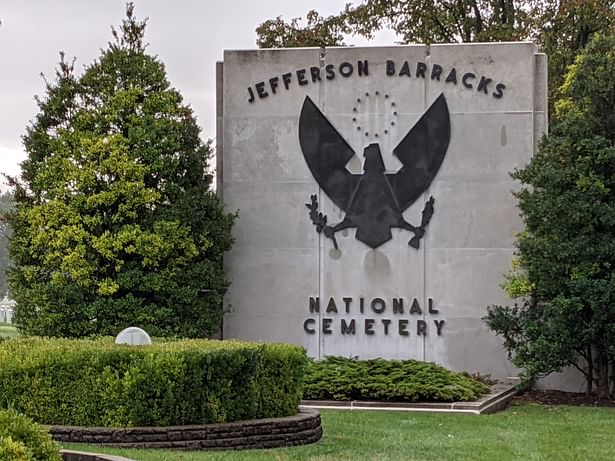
[0,323,18,338]
[65,403,615,461]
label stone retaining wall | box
[50,409,322,450]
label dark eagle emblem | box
[299,93,450,250]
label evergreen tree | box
[7,4,234,338]
[485,34,615,398]
[0,191,13,296]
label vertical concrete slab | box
[533,53,549,150]
[216,61,224,197]
[314,46,429,361]
[221,48,323,358]
[219,43,547,380]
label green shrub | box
[303,356,489,402]
[255,343,308,417]
[0,338,306,427]
[0,410,61,461]
[0,436,28,461]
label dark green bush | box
[303,356,489,402]
[0,410,61,461]
[0,338,306,427]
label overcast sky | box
[0,0,396,187]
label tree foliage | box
[256,10,349,48]
[485,33,615,398]
[256,0,536,47]
[0,191,13,296]
[538,1,615,110]
[6,4,234,338]
[340,0,538,44]
[256,1,614,46]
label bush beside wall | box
[0,338,306,427]
[304,356,489,402]
[0,410,61,461]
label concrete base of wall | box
[61,450,135,461]
[301,382,518,415]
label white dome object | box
[115,327,152,346]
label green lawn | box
[64,403,615,461]
[0,323,18,338]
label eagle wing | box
[387,93,450,211]
[299,96,359,211]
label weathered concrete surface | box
[219,43,547,382]
[61,450,135,461]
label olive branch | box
[305,194,339,249]
[408,196,435,249]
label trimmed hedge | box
[303,356,489,402]
[0,410,61,461]
[0,338,306,427]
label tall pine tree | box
[7,4,234,338]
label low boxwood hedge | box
[0,338,306,427]
[0,410,61,461]
[303,356,489,402]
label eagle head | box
[363,143,385,173]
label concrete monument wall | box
[218,43,547,380]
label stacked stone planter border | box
[50,409,322,451]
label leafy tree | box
[537,1,615,112]
[485,33,615,398]
[256,1,541,48]
[257,1,614,47]
[6,4,234,338]
[340,0,539,43]
[256,10,348,48]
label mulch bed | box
[514,390,615,408]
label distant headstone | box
[0,294,15,324]
[115,327,152,346]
